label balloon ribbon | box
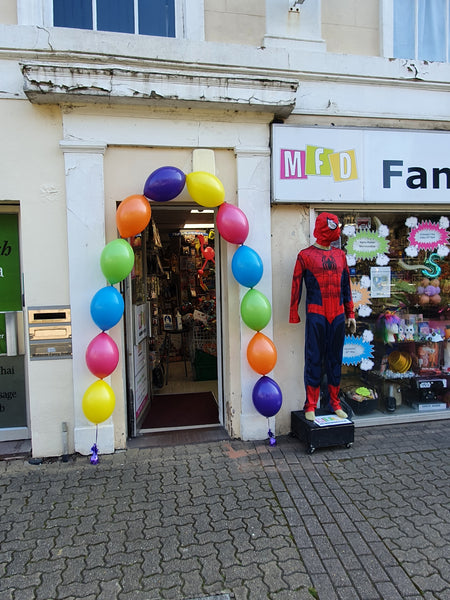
[268,427,277,446]
[90,425,99,465]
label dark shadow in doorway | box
[140,391,219,429]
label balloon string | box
[268,422,276,446]
[90,425,99,465]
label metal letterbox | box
[28,307,72,359]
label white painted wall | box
[1,0,450,455]
[0,100,73,457]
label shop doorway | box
[0,209,28,443]
[124,204,223,439]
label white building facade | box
[0,0,449,457]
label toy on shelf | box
[416,277,441,306]
[376,311,401,344]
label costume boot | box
[304,385,320,421]
[328,384,348,419]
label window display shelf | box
[331,208,450,424]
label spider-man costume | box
[289,213,355,414]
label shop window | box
[332,209,450,418]
[382,0,450,62]
[17,0,204,40]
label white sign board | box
[272,126,450,204]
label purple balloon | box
[252,376,282,418]
[143,166,186,202]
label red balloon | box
[247,332,277,375]
[217,202,249,244]
[203,246,215,260]
[116,194,151,238]
[86,332,119,379]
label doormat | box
[140,392,219,429]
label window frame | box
[17,0,204,41]
[381,0,449,62]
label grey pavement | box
[0,420,449,600]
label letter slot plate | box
[28,306,72,360]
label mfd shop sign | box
[272,126,450,204]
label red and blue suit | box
[289,213,355,413]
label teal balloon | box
[232,245,263,288]
[100,239,134,284]
[240,289,271,331]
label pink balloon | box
[86,332,119,379]
[217,202,249,244]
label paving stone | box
[0,421,448,600]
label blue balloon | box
[252,376,282,418]
[143,166,186,202]
[231,245,263,288]
[90,286,124,331]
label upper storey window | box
[53,0,175,37]
[17,0,204,40]
[393,0,449,62]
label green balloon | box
[240,289,272,331]
[100,239,134,284]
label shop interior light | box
[183,223,214,229]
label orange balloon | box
[247,332,277,375]
[116,195,151,238]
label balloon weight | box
[217,202,249,244]
[186,171,225,208]
[100,239,134,284]
[82,379,116,424]
[116,194,151,238]
[143,166,186,202]
[247,332,277,375]
[86,332,119,379]
[240,289,271,331]
[231,245,263,288]
[252,376,282,418]
[90,286,124,331]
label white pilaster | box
[60,140,114,455]
[234,146,276,441]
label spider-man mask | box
[313,212,341,246]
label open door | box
[125,203,223,437]
[123,227,151,438]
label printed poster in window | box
[134,303,148,344]
[371,267,391,298]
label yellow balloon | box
[186,171,225,208]
[82,379,116,424]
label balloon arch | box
[83,166,282,463]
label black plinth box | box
[291,410,354,454]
